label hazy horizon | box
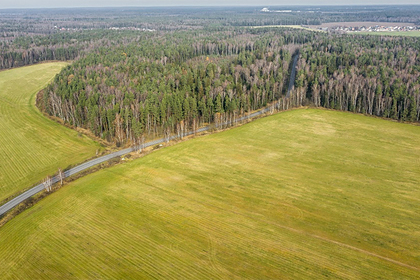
[2,1,420,9]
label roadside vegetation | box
[0,109,419,279]
[0,63,101,202]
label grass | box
[0,109,420,279]
[0,63,101,202]
[351,31,420,37]
[250,25,321,32]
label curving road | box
[0,53,299,217]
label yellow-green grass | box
[0,63,101,202]
[351,31,420,37]
[1,109,420,279]
[250,25,321,32]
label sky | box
[1,0,420,9]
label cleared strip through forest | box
[0,53,300,217]
[287,52,299,98]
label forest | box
[38,29,420,146]
[1,6,419,146]
[294,35,420,122]
[2,5,420,69]
[39,29,308,145]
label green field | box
[351,31,420,37]
[0,63,101,202]
[250,25,321,32]
[1,109,420,279]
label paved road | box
[0,53,299,217]
[0,109,271,216]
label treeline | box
[293,34,420,122]
[0,46,79,69]
[0,30,146,70]
[40,30,308,145]
[39,29,420,147]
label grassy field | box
[351,31,420,37]
[0,63,101,202]
[0,109,419,279]
[250,25,321,32]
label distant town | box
[261,8,292,13]
[310,24,420,33]
[260,8,419,33]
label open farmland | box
[0,63,101,202]
[353,31,420,37]
[0,109,419,279]
[309,21,415,28]
[250,25,320,31]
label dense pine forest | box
[38,29,420,146]
[39,29,308,145]
[1,6,420,146]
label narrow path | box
[0,52,300,217]
[287,52,299,98]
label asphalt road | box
[0,53,299,217]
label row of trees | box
[0,30,146,70]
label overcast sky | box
[1,0,419,9]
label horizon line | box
[2,4,420,10]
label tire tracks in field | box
[3,53,419,274]
[0,52,300,216]
[207,233,230,280]
[103,168,420,274]
[269,221,420,273]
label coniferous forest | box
[40,30,307,145]
[1,6,420,146]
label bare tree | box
[43,176,52,192]
[58,168,65,186]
